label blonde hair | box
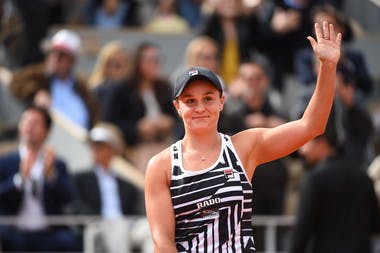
[88,41,129,88]
[185,36,219,67]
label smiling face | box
[174,80,224,133]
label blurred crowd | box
[0,0,380,252]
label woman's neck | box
[182,131,220,152]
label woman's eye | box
[204,96,213,102]
[185,99,195,104]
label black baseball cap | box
[173,66,223,99]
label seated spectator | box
[0,105,80,252]
[198,0,265,85]
[7,0,69,66]
[83,0,142,28]
[170,35,220,85]
[222,57,286,134]
[144,0,190,34]
[184,35,220,73]
[294,4,373,96]
[178,0,205,28]
[289,120,380,253]
[10,29,99,130]
[72,122,147,252]
[88,40,131,118]
[103,42,180,171]
[253,0,317,90]
[292,59,374,168]
[72,122,144,218]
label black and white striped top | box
[170,133,255,252]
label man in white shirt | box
[72,122,144,251]
[73,122,143,217]
[0,105,80,251]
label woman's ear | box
[173,99,181,115]
[220,94,225,112]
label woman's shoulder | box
[147,146,172,171]
[145,146,173,185]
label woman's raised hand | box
[307,21,342,66]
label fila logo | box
[189,69,199,76]
[196,197,221,209]
[224,169,235,179]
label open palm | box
[308,21,342,65]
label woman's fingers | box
[329,23,335,41]
[307,36,317,50]
[323,21,329,40]
[314,22,323,42]
[336,32,342,46]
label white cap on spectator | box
[49,29,82,57]
[88,122,125,155]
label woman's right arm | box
[145,150,178,253]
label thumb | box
[307,36,317,50]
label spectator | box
[294,4,374,96]
[88,40,130,89]
[178,0,205,28]
[10,29,99,130]
[170,35,220,85]
[72,122,144,217]
[289,120,380,253]
[103,42,180,171]
[72,122,145,251]
[144,0,190,34]
[0,105,80,252]
[222,58,286,133]
[198,0,265,85]
[88,40,130,118]
[292,59,374,168]
[11,0,68,65]
[184,35,220,73]
[254,0,317,90]
[84,0,142,28]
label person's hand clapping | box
[44,146,57,181]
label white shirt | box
[16,145,48,231]
[95,166,123,219]
[141,89,161,120]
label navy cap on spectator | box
[174,66,223,99]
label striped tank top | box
[170,133,255,252]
